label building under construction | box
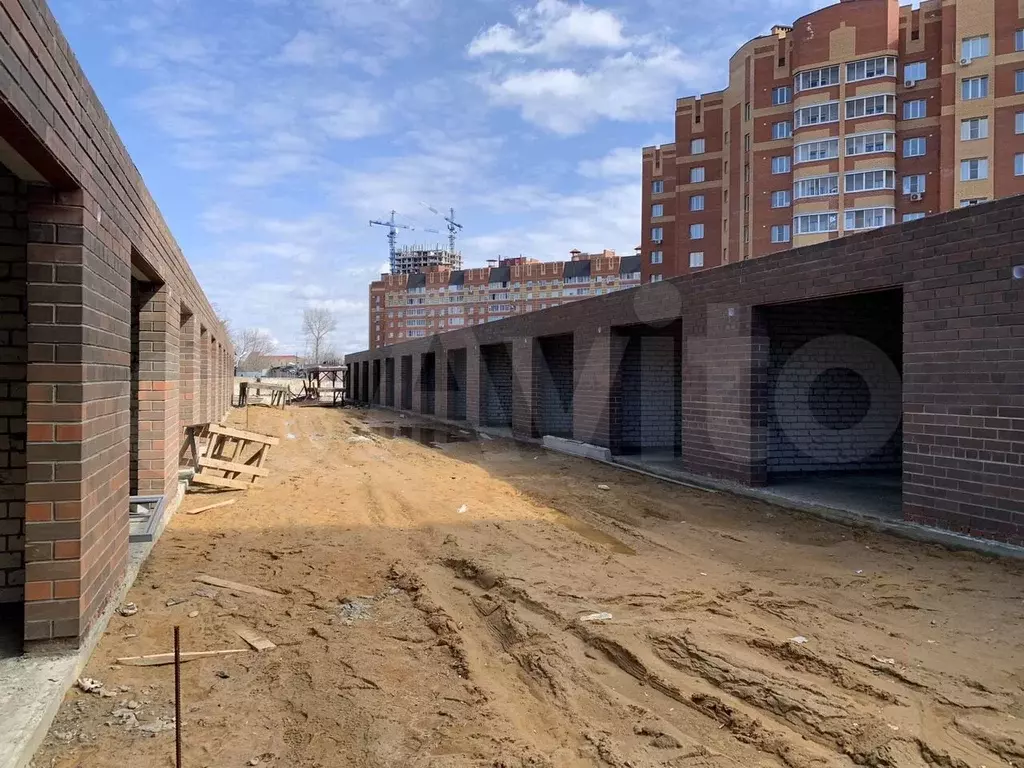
[393,245,462,275]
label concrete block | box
[542,435,612,462]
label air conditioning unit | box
[905,79,917,88]
[959,57,971,66]
[910,192,923,202]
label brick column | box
[198,326,209,423]
[573,328,615,447]
[410,354,422,414]
[465,342,481,428]
[23,186,130,645]
[511,337,535,439]
[681,303,767,485]
[135,281,178,498]
[178,310,198,426]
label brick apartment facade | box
[641,0,1024,282]
[348,195,1024,547]
[369,251,641,350]
[0,0,232,647]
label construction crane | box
[421,202,463,255]
[369,210,439,274]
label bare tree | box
[302,308,337,364]
[233,328,277,370]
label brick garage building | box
[0,0,233,648]
[348,196,1024,547]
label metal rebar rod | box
[174,625,182,768]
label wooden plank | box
[194,574,284,598]
[190,473,252,491]
[186,499,237,516]
[233,626,276,652]
[117,649,250,667]
[209,424,280,446]
[198,456,269,477]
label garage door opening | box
[480,343,513,429]
[446,349,467,421]
[763,290,903,520]
[610,320,682,458]
[536,334,574,439]
[420,353,436,415]
[371,360,381,405]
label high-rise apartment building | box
[368,251,640,349]
[392,245,462,275]
[641,0,1024,281]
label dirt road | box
[33,406,1024,768]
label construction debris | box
[117,649,250,667]
[233,626,276,652]
[186,499,237,516]
[194,574,284,598]
[190,424,279,491]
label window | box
[772,121,792,140]
[771,155,791,174]
[650,251,663,264]
[960,198,988,207]
[743,225,750,244]
[795,101,840,127]
[652,204,664,217]
[902,174,926,195]
[691,138,706,154]
[960,158,988,180]
[903,137,926,157]
[904,61,927,82]
[962,35,989,60]
[1017,70,1024,94]
[690,223,705,239]
[846,131,895,156]
[650,274,663,283]
[1018,112,1024,134]
[1016,154,1024,176]
[903,99,927,119]
[690,166,705,183]
[651,180,664,194]
[744,164,750,182]
[794,138,839,164]
[844,207,895,231]
[689,252,704,269]
[1017,29,1024,52]
[793,212,839,234]
[794,174,839,199]
[770,224,791,243]
[795,65,840,92]
[960,117,987,141]
[846,94,895,119]
[771,190,791,208]
[652,227,664,242]
[690,194,705,211]
[846,56,896,82]
[845,169,895,192]
[744,102,751,121]
[772,86,792,105]
[961,76,988,100]
[743,194,749,212]
[903,212,926,222]
[744,133,751,151]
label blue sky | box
[50,0,829,355]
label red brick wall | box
[349,195,1024,546]
[1,0,233,645]
[0,166,27,603]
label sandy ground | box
[31,406,1024,768]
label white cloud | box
[577,146,639,179]
[278,30,334,65]
[310,94,388,140]
[468,0,631,58]
[478,46,716,134]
